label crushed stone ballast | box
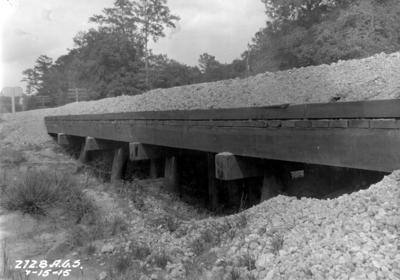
[44,99,400,173]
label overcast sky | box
[0,0,266,92]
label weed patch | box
[153,250,172,269]
[0,168,78,215]
[0,148,26,167]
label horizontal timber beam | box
[85,137,128,151]
[215,153,268,180]
[45,120,400,172]
[57,133,84,145]
[129,142,200,161]
[130,143,177,160]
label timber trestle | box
[45,99,400,206]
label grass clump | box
[69,214,128,247]
[0,168,79,216]
[83,243,96,256]
[268,230,284,255]
[237,253,256,271]
[0,148,26,167]
[189,238,205,256]
[129,243,152,261]
[114,254,133,276]
[153,250,172,269]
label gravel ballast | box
[1,52,400,149]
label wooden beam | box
[45,120,400,172]
[149,159,162,179]
[164,157,181,194]
[129,142,200,161]
[215,153,268,180]
[129,143,178,161]
[44,99,400,122]
[110,148,128,185]
[85,137,128,151]
[57,133,83,145]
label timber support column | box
[207,153,219,209]
[260,175,283,203]
[164,156,181,195]
[79,143,91,164]
[150,159,163,179]
[110,148,128,185]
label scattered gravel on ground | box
[103,172,400,279]
[1,52,400,150]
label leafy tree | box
[89,0,137,40]
[198,53,228,82]
[132,0,180,88]
[248,0,399,73]
[89,0,180,89]
[302,0,400,64]
[21,69,39,95]
[21,55,53,96]
[147,53,202,88]
[71,29,143,98]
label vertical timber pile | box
[216,153,284,205]
[110,148,129,185]
[150,159,163,178]
[207,153,219,209]
[164,157,181,195]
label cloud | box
[169,21,181,39]
[13,27,34,37]
[42,8,53,22]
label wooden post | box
[226,179,242,207]
[164,157,181,194]
[260,175,283,203]
[207,153,219,209]
[110,148,128,185]
[149,159,162,179]
[78,143,91,164]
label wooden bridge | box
[44,99,400,206]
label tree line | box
[19,0,400,110]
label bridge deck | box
[44,99,400,172]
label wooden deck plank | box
[329,120,349,128]
[45,120,400,172]
[44,99,400,122]
[349,120,370,128]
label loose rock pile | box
[1,52,400,150]
[94,172,400,279]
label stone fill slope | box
[160,173,400,279]
[1,52,400,149]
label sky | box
[0,0,266,93]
